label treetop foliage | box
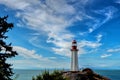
[32,70,66,80]
[0,15,18,80]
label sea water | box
[13,69,120,80]
[95,70,120,80]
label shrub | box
[32,70,66,80]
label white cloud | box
[79,40,102,48]
[107,48,120,52]
[101,54,112,58]
[79,32,87,36]
[48,57,57,59]
[97,64,110,68]
[89,6,118,33]
[7,59,70,69]
[10,46,70,69]
[96,34,103,42]
[13,46,43,60]
[0,0,31,10]
[29,36,50,51]
[46,0,75,14]
[9,0,76,58]
[0,0,97,57]
[0,0,104,58]
[1,0,119,69]
[115,0,120,4]
[52,47,70,57]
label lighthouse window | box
[72,43,77,46]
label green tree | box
[0,15,18,80]
[32,70,66,80]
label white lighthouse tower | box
[71,40,79,71]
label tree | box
[0,15,18,80]
[32,70,66,80]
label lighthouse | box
[71,40,79,71]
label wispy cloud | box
[115,0,120,4]
[0,0,116,59]
[79,40,102,48]
[1,0,120,69]
[107,48,120,52]
[13,46,48,61]
[11,46,70,69]
[29,36,51,51]
[101,54,112,58]
[0,0,103,56]
[88,6,118,33]
[0,0,30,10]
[0,0,77,56]
[96,34,103,42]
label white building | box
[71,40,79,71]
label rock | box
[62,68,110,80]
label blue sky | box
[0,0,120,69]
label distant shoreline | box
[13,68,120,70]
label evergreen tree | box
[0,15,18,80]
[32,70,66,80]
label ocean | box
[13,69,120,80]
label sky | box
[0,0,120,70]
